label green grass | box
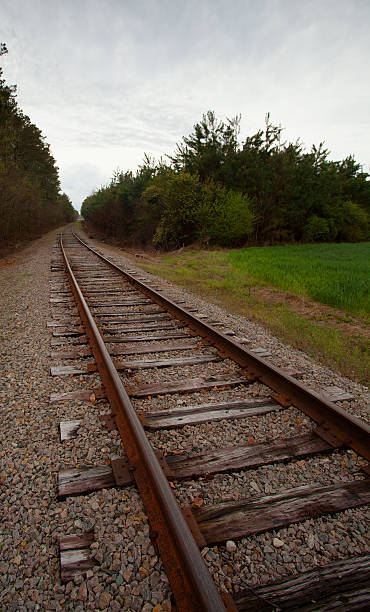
[228,242,370,316]
[141,242,369,383]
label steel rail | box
[72,230,370,462]
[60,234,227,612]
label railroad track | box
[49,227,370,610]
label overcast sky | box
[2,0,369,210]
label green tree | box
[82,110,370,249]
[170,110,241,182]
[0,43,76,241]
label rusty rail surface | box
[60,234,228,611]
[72,230,370,463]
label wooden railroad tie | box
[58,432,337,496]
[234,554,370,611]
[59,531,95,583]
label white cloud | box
[1,0,369,210]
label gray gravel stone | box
[0,229,172,610]
[1,227,368,609]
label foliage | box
[144,171,203,249]
[0,43,77,242]
[144,171,252,249]
[82,159,157,242]
[196,184,254,247]
[303,216,333,242]
[82,109,370,249]
[169,110,241,182]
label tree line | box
[82,110,369,249]
[0,43,77,244]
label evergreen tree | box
[0,43,77,242]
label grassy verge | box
[140,247,369,384]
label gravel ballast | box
[0,227,369,610]
[0,230,171,611]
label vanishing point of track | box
[51,228,370,610]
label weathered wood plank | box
[320,385,355,402]
[51,365,90,376]
[47,320,79,327]
[50,349,92,359]
[165,433,333,479]
[84,288,137,294]
[100,314,170,324]
[53,391,88,405]
[89,300,150,307]
[49,286,69,291]
[192,479,370,544]
[82,289,129,294]
[49,306,74,312]
[50,298,73,304]
[217,328,235,336]
[104,322,179,333]
[50,341,198,359]
[58,465,115,498]
[280,367,303,379]
[71,264,104,267]
[59,531,94,551]
[325,391,354,401]
[52,329,85,337]
[302,385,355,403]
[94,308,164,316]
[146,397,277,418]
[51,356,221,375]
[71,265,105,269]
[250,348,272,357]
[50,336,87,347]
[76,272,120,276]
[235,554,370,611]
[102,331,191,343]
[60,420,82,441]
[81,284,127,289]
[115,355,219,370]
[109,340,198,356]
[126,376,249,398]
[50,388,105,403]
[78,277,122,282]
[49,343,198,361]
[142,398,284,429]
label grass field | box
[228,242,369,316]
[141,242,369,383]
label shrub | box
[335,200,369,241]
[144,172,204,249]
[303,215,332,242]
[144,172,255,249]
[197,185,254,246]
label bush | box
[197,185,254,246]
[144,172,204,249]
[303,215,332,242]
[143,172,255,249]
[335,200,369,241]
